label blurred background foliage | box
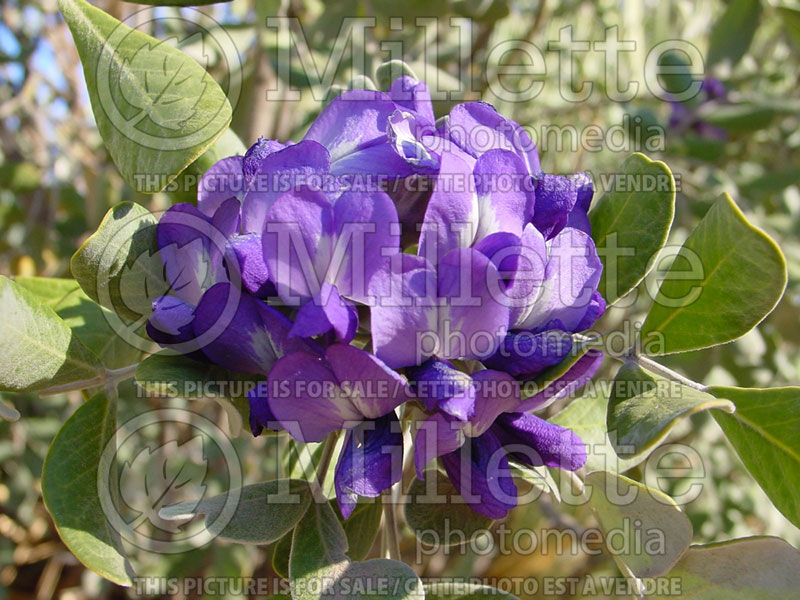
[1,0,799,598]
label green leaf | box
[585,470,693,578]
[707,0,761,68]
[289,494,351,600]
[41,392,134,586]
[375,60,418,91]
[607,362,734,458]
[0,400,20,422]
[651,537,800,600]
[696,101,777,133]
[404,470,494,548]
[588,153,675,306]
[291,492,423,600]
[709,386,800,529]
[15,277,141,369]
[337,499,383,561]
[778,6,800,49]
[424,584,519,600]
[159,480,313,544]
[272,530,293,579]
[59,0,232,192]
[0,276,103,392]
[641,193,787,355]
[136,350,259,437]
[550,384,643,474]
[71,202,161,322]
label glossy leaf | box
[159,480,313,544]
[607,362,734,458]
[651,537,800,599]
[404,471,494,548]
[41,392,134,586]
[70,202,161,322]
[710,386,800,529]
[588,153,675,305]
[550,384,644,474]
[642,194,787,355]
[59,0,232,192]
[585,470,693,578]
[0,276,103,392]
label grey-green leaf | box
[59,0,232,192]
[404,471,494,548]
[15,277,142,369]
[159,480,313,544]
[607,362,734,458]
[289,494,351,600]
[585,470,693,578]
[70,202,161,322]
[588,153,675,306]
[0,276,103,392]
[641,193,787,355]
[651,537,800,600]
[41,392,134,586]
[710,386,800,529]
[550,384,644,474]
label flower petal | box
[418,148,478,267]
[226,233,275,298]
[482,329,573,378]
[325,343,411,419]
[192,282,312,374]
[389,76,435,125]
[407,358,475,419]
[241,140,331,234]
[267,351,361,442]
[440,430,517,519]
[413,412,465,478]
[492,412,587,471]
[330,189,401,303]
[517,227,603,332]
[446,102,540,176]
[247,380,282,436]
[303,89,414,177]
[198,156,245,217]
[335,412,403,519]
[531,174,577,240]
[370,254,438,368]
[436,248,509,362]
[472,149,533,242]
[262,187,335,303]
[465,369,521,438]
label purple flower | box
[410,358,586,519]
[144,74,602,522]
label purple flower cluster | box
[146,76,605,519]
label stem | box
[38,363,139,397]
[382,494,401,561]
[315,431,339,487]
[631,354,708,392]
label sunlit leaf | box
[42,391,134,586]
[710,386,800,529]
[642,194,787,355]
